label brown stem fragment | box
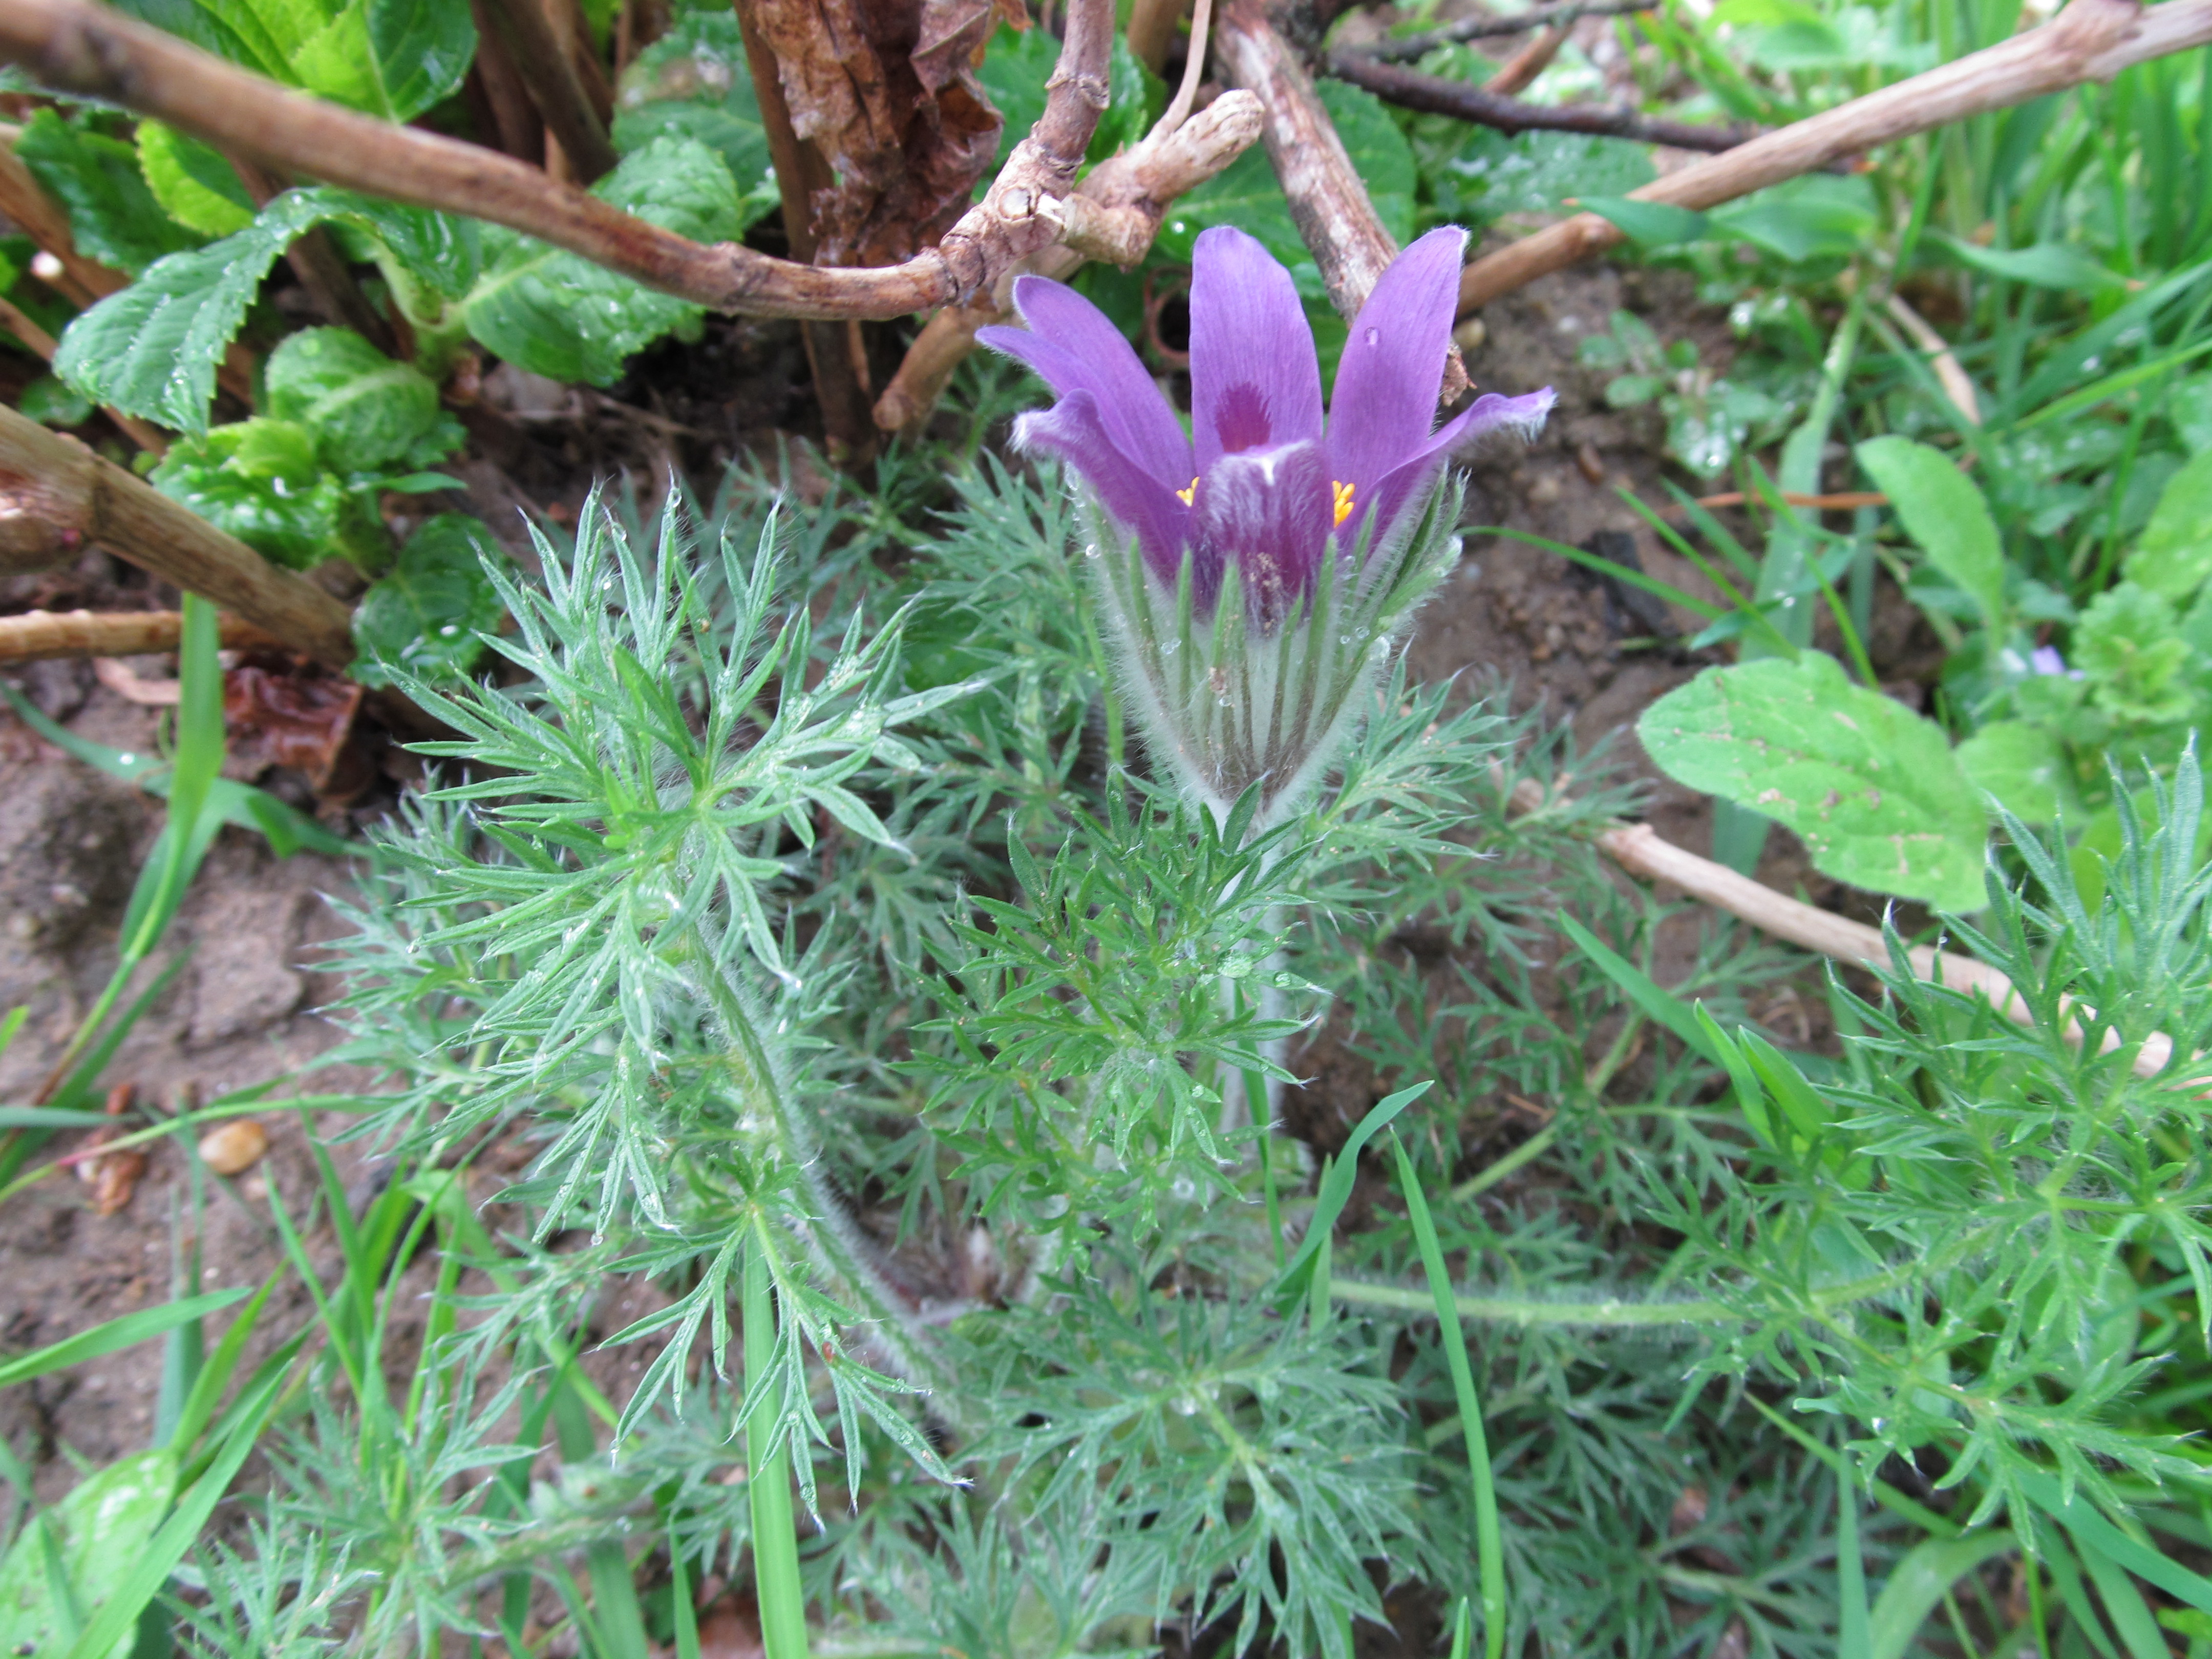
[1128,0,1190,72]
[466,0,548,164]
[1329,50,1752,152]
[1456,0,2212,315]
[1480,25,1569,97]
[0,0,1114,321]
[0,607,281,663]
[477,0,620,182]
[0,136,121,305]
[0,402,355,666]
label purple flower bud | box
[982,224,1554,630]
[2030,645,2084,679]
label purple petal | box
[1345,387,1555,555]
[1193,439,1333,628]
[1190,226,1324,475]
[980,275,1193,487]
[1326,226,1469,500]
[1012,390,1192,586]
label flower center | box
[1332,480,1355,528]
[1177,477,1198,506]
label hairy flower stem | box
[694,955,956,1411]
[746,1246,812,1659]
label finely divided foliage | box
[277,454,2212,1656]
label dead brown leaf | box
[72,1082,146,1217]
[223,655,372,800]
[746,0,1014,267]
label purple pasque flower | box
[979,224,1554,630]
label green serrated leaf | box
[288,0,475,122]
[105,0,333,80]
[1576,194,1712,246]
[135,119,255,237]
[266,325,455,472]
[462,137,742,386]
[1316,81,1414,245]
[351,514,508,688]
[1955,719,2076,824]
[1638,651,1989,910]
[0,1451,178,1659]
[14,110,201,275]
[2123,448,2212,602]
[1855,435,2006,627]
[2076,581,2198,726]
[147,416,350,569]
[613,6,772,195]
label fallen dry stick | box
[1512,778,2181,1080]
[0,0,1115,322]
[1457,0,2212,316]
[1358,0,1653,61]
[0,402,355,667]
[0,608,281,664]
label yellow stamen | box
[1176,477,1198,506]
[1331,480,1355,528]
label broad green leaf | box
[2170,371,2212,455]
[1317,82,1414,246]
[463,137,742,386]
[610,8,778,242]
[1638,651,1989,910]
[1445,127,1654,219]
[54,186,466,431]
[351,514,509,688]
[2122,448,2212,602]
[287,0,476,123]
[1157,133,1305,269]
[266,325,459,472]
[1932,230,2128,293]
[147,416,352,569]
[54,192,315,430]
[14,110,201,275]
[108,0,333,79]
[1576,195,1712,246]
[1955,719,2076,823]
[1712,173,1877,264]
[1855,435,2006,626]
[976,20,1053,180]
[135,119,254,237]
[0,1451,178,1659]
[1092,32,1168,165]
[1868,1531,2016,1659]
[2075,581,2197,726]
[333,195,482,302]
[19,373,91,428]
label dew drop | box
[1082,543,1100,559]
[1161,639,1180,655]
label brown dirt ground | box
[0,263,1946,1641]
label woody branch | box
[0,0,1115,321]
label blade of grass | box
[1839,1470,1873,1659]
[1389,1128,1505,1659]
[1276,1080,1434,1304]
[0,1290,249,1390]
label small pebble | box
[199,1118,269,1176]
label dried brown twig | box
[873,91,1266,432]
[1456,0,2212,315]
[0,402,355,667]
[1328,50,1753,153]
[1351,0,1651,61]
[0,0,1115,321]
[0,608,281,664]
[1502,776,2186,1082]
